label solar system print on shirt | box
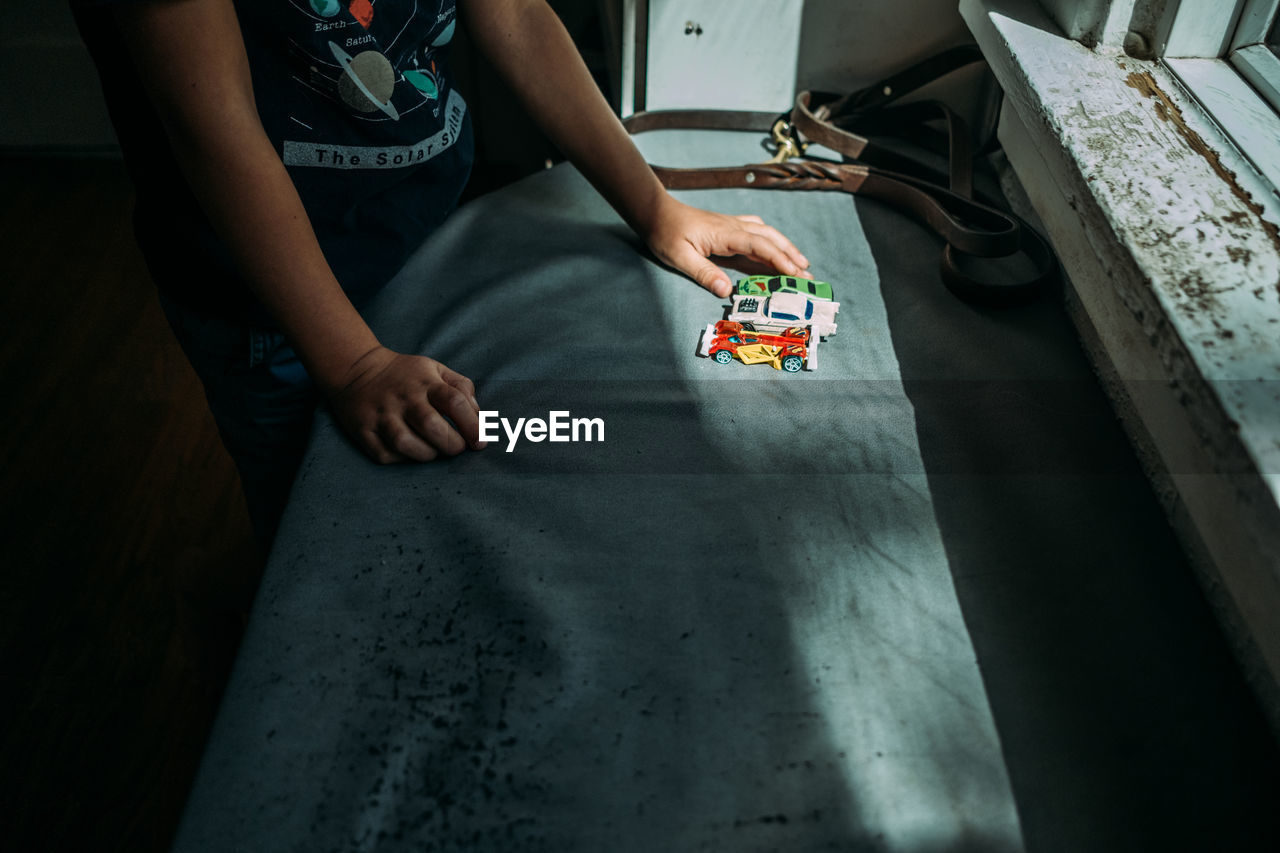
[242,0,467,170]
[217,0,475,308]
[71,0,475,317]
[232,0,475,309]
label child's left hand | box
[643,197,812,298]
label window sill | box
[961,0,1280,727]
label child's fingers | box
[732,219,810,274]
[441,367,479,410]
[357,423,409,465]
[360,398,471,463]
[649,202,813,293]
[379,414,441,462]
[714,229,808,280]
[666,241,731,296]
[428,382,483,451]
[439,367,486,448]
[334,352,487,462]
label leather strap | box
[622,47,1055,307]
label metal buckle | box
[768,119,807,163]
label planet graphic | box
[309,0,341,16]
[329,41,400,119]
[431,19,455,47]
[349,0,374,29]
[403,69,438,100]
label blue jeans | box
[159,293,318,543]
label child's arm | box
[460,0,811,298]
[114,0,483,463]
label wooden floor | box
[0,156,264,852]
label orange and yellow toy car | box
[698,320,817,372]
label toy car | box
[726,291,839,338]
[697,320,818,372]
[734,274,834,301]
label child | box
[73,0,810,540]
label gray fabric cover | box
[173,131,1022,851]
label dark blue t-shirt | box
[73,0,474,324]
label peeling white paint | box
[983,4,1280,496]
[964,0,1280,725]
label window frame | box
[1160,0,1280,219]
[1227,0,1280,114]
[1228,0,1280,52]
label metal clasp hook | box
[768,118,807,163]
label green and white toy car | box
[734,274,834,302]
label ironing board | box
[171,129,1029,851]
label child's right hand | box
[325,345,486,464]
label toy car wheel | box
[713,350,734,365]
[741,323,756,332]
[782,354,803,373]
